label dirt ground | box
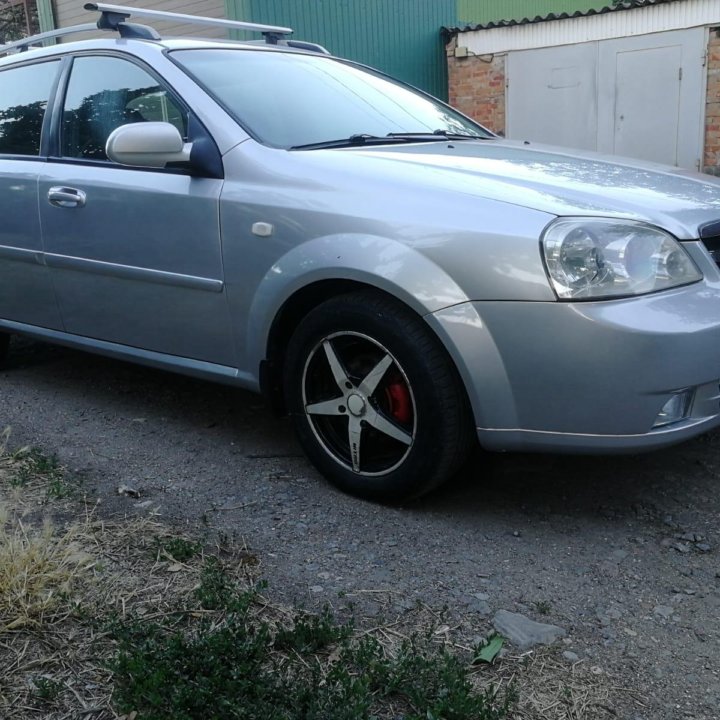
[1,337,719,719]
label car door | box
[38,54,235,366]
[0,58,64,330]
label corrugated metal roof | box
[443,0,685,36]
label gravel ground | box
[1,337,719,719]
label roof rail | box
[0,3,312,59]
[0,23,97,55]
[84,3,293,40]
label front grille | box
[701,235,720,268]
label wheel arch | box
[246,233,472,411]
[260,279,426,414]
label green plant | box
[46,476,71,500]
[109,559,515,720]
[274,605,353,654]
[33,676,63,701]
[11,449,63,489]
[156,536,201,563]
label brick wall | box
[704,29,720,175]
[447,36,506,135]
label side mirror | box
[105,122,193,168]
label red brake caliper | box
[385,381,412,424]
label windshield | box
[170,48,491,149]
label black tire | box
[0,332,9,370]
[284,291,473,502]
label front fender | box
[244,233,470,372]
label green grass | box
[10,449,72,500]
[32,677,63,702]
[109,559,515,720]
[155,536,202,563]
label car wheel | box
[284,291,472,502]
[0,333,9,369]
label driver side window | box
[62,56,187,161]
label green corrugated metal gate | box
[226,0,456,99]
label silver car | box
[2,4,720,502]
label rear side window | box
[0,60,60,156]
[61,56,187,161]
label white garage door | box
[507,28,706,170]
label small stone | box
[309,585,324,593]
[562,650,580,663]
[696,543,711,553]
[317,571,331,580]
[679,532,703,542]
[492,610,566,651]
[653,605,673,620]
[117,484,140,498]
[672,542,692,554]
[512,531,521,537]
[610,549,628,562]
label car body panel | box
[38,162,235,364]
[0,160,64,330]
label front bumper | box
[427,282,720,454]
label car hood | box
[314,139,720,240]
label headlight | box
[541,218,702,300]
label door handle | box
[48,187,87,208]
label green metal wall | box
[457,1,607,25]
[225,1,610,100]
[226,0,456,99]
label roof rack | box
[0,3,327,59]
[84,3,293,42]
[0,23,97,54]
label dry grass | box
[0,429,636,719]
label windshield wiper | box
[387,130,493,141]
[290,130,493,151]
[290,134,413,151]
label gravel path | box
[2,337,719,719]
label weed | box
[0,506,90,628]
[534,600,552,616]
[109,560,515,720]
[274,605,353,654]
[156,536,201,563]
[33,677,63,701]
[193,556,239,610]
[9,449,67,497]
[46,477,71,500]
